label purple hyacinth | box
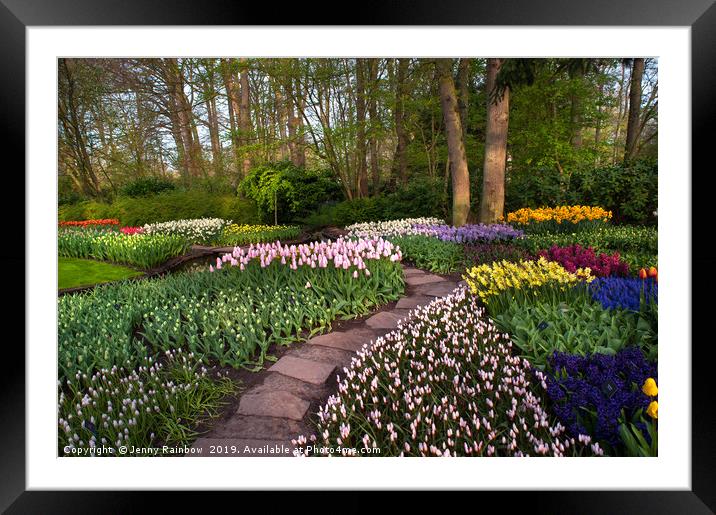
[411,223,524,243]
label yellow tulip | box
[642,378,658,397]
[646,401,658,419]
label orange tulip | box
[639,268,647,280]
[648,267,658,278]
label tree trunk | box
[275,83,289,161]
[393,58,409,186]
[570,65,584,149]
[221,59,242,177]
[239,57,252,177]
[479,58,510,224]
[624,58,645,163]
[456,58,471,141]
[436,59,470,227]
[355,59,369,197]
[368,59,380,195]
[205,68,222,176]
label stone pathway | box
[190,265,464,457]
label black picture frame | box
[3,1,712,512]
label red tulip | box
[638,268,647,280]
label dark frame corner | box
[3,0,713,512]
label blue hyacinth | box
[589,277,657,311]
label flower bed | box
[544,347,657,454]
[589,276,658,311]
[59,218,120,228]
[58,229,189,269]
[218,223,301,246]
[538,244,630,277]
[58,238,404,381]
[293,288,603,457]
[58,349,235,456]
[411,223,524,243]
[463,257,594,304]
[142,217,230,245]
[506,206,612,234]
[345,217,445,239]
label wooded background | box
[58,58,657,225]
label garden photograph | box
[57,56,659,459]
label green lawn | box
[58,257,144,290]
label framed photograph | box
[4,0,712,511]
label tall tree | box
[624,58,645,163]
[480,58,510,224]
[58,58,102,197]
[239,57,252,177]
[355,59,369,197]
[392,58,409,186]
[221,58,242,177]
[367,58,380,194]
[436,59,470,227]
[456,58,471,141]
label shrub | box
[543,347,657,452]
[569,160,657,225]
[301,177,447,228]
[239,162,342,223]
[292,288,604,457]
[120,177,176,198]
[538,244,630,277]
[58,190,259,227]
[390,235,464,274]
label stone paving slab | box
[405,274,445,286]
[396,295,433,310]
[191,438,295,457]
[207,415,308,440]
[365,311,404,329]
[268,355,336,385]
[416,281,459,297]
[237,390,310,420]
[307,331,367,352]
[251,372,330,401]
[287,344,355,369]
[403,268,425,276]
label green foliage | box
[514,225,657,256]
[487,285,657,369]
[302,177,447,228]
[569,160,658,225]
[58,258,404,381]
[239,162,342,223]
[619,414,658,457]
[58,190,259,227]
[217,224,302,246]
[505,160,657,225]
[58,229,189,269]
[390,235,464,274]
[120,177,176,197]
[58,257,143,289]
